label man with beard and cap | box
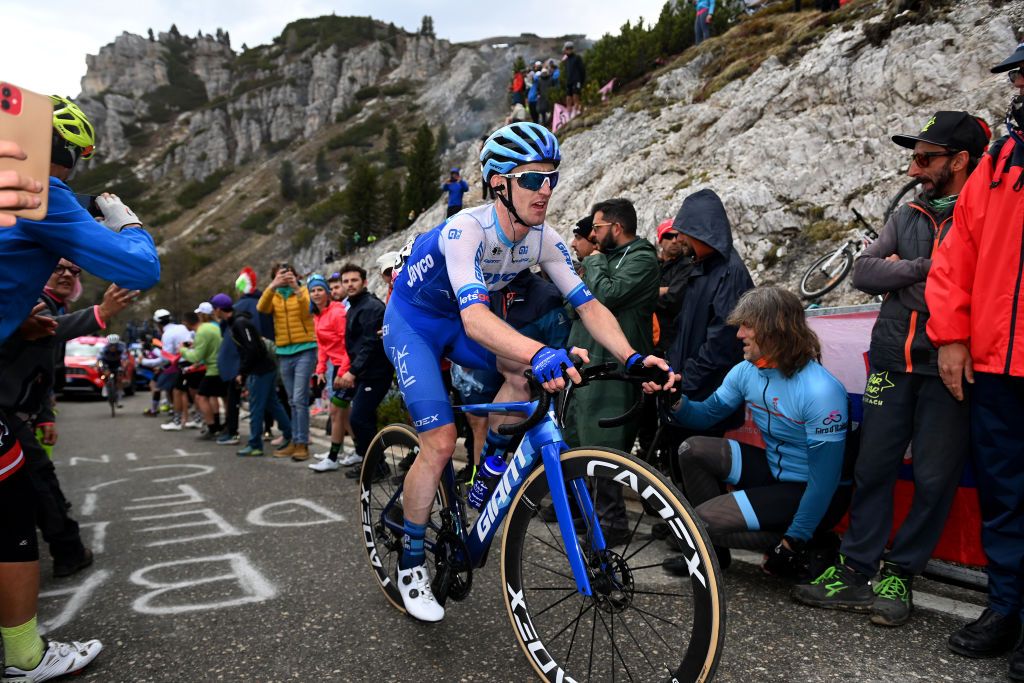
[793,111,990,627]
[925,43,1024,679]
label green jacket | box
[565,236,659,451]
[182,321,222,376]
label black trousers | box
[223,377,242,436]
[350,375,393,457]
[13,415,86,564]
[840,368,969,577]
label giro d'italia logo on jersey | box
[815,409,847,435]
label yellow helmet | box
[49,95,95,159]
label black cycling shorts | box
[177,370,203,392]
[198,374,227,398]
[0,467,39,562]
[566,81,583,96]
[731,443,807,533]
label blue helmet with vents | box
[480,122,561,183]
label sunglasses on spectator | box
[53,263,82,277]
[1008,68,1023,84]
[501,170,559,191]
[660,232,680,241]
[909,150,960,168]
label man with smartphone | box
[0,140,44,226]
[1,95,158,682]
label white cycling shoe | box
[3,638,103,681]
[397,564,445,622]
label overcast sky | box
[4,1,671,97]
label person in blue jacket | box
[440,168,470,218]
[663,286,848,577]
[0,96,160,345]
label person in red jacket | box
[306,273,355,472]
[925,42,1024,681]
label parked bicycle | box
[799,179,919,300]
[358,363,726,682]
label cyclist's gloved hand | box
[96,193,141,231]
[762,536,807,580]
[625,352,674,385]
[531,346,574,384]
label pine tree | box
[147,28,155,42]
[420,16,435,38]
[279,160,297,201]
[341,160,381,233]
[315,148,330,181]
[384,173,403,233]
[385,124,402,168]
[436,123,449,155]
[401,123,439,225]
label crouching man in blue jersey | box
[662,286,848,578]
[383,121,674,622]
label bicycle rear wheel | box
[358,423,451,615]
[799,248,854,300]
[501,448,725,683]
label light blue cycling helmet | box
[480,122,561,183]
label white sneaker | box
[308,458,340,472]
[3,638,103,681]
[314,450,329,460]
[184,418,203,429]
[338,451,363,467]
[397,564,444,622]
[160,420,183,431]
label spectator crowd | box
[1,32,1024,683]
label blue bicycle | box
[358,364,726,682]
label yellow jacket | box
[257,287,316,347]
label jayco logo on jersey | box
[447,228,462,240]
[405,254,435,287]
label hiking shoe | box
[871,562,913,626]
[397,564,445,622]
[791,557,873,611]
[309,458,340,472]
[216,433,240,446]
[290,444,310,461]
[236,446,264,457]
[53,548,94,579]
[337,451,363,467]
[3,638,103,682]
[160,419,183,431]
[272,442,296,458]
[948,608,1021,658]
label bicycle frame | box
[379,399,603,597]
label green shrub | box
[305,191,346,226]
[326,114,386,149]
[277,15,388,55]
[240,208,278,233]
[176,168,233,208]
[290,224,317,249]
[150,208,183,227]
[143,39,208,122]
[354,85,380,101]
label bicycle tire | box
[883,179,920,225]
[358,423,450,615]
[500,447,725,683]
[106,375,117,418]
[799,248,855,300]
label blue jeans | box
[694,11,711,45]
[247,371,291,450]
[278,348,316,444]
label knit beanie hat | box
[236,267,258,295]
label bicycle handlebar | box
[497,361,672,437]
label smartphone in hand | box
[0,83,52,221]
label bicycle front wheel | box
[501,448,725,683]
[799,248,854,300]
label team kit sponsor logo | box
[405,254,435,287]
[814,409,847,435]
[863,370,895,407]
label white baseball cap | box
[376,251,400,274]
[194,302,214,315]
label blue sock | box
[481,430,512,463]
[399,520,427,569]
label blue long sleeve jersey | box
[695,0,715,13]
[0,177,161,344]
[671,359,848,541]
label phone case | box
[0,82,52,221]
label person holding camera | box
[257,263,317,461]
[441,168,470,218]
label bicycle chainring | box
[432,530,473,605]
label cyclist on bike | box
[383,121,673,622]
[99,334,126,408]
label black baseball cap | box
[891,111,991,159]
[991,42,1024,73]
[573,215,593,238]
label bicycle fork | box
[541,443,600,597]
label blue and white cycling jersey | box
[391,204,594,316]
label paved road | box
[37,395,1010,682]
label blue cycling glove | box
[531,346,574,383]
[625,353,644,371]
